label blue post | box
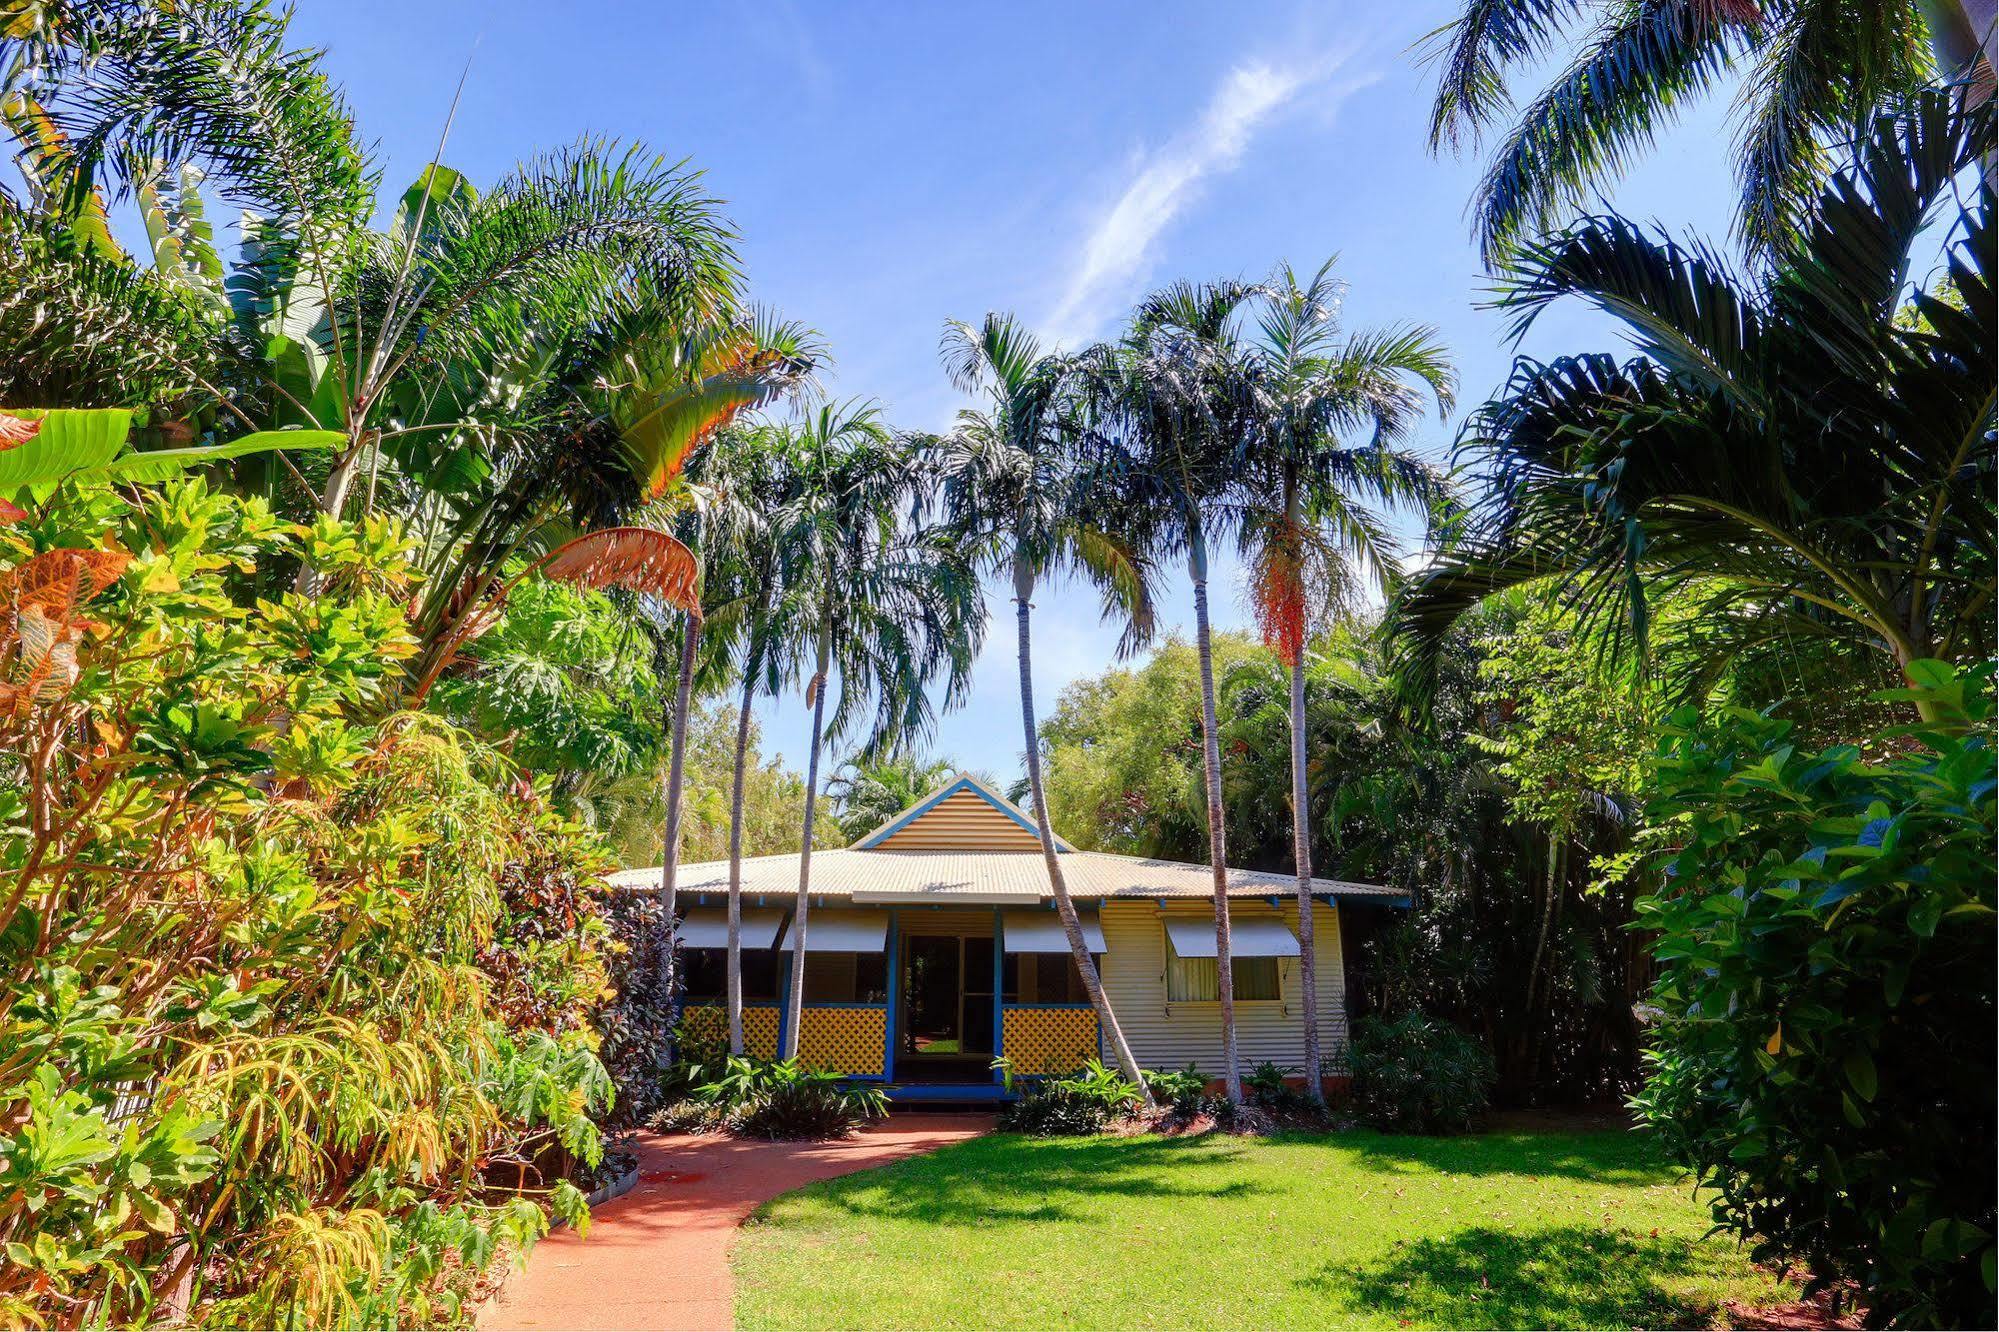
[883,910,899,1082]
[991,909,1005,1082]
[775,948,792,1060]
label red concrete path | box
[480,1114,991,1332]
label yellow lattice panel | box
[1002,1007,1101,1076]
[795,1006,887,1076]
[679,1004,780,1059]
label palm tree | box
[1072,282,1260,1106]
[1423,0,1993,261]
[1230,262,1456,1103]
[1392,89,1995,713]
[827,753,961,842]
[400,307,822,702]
[771,403,982,1058]
[12,1,743,527]
[937,312,1159,1099]
[686,424,807,1055]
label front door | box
[897,933,994,1077]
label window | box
[1004,953,1090,1004]
[1233,956,1280,1001]
[802,951,887,1004]
[681,947,778,1002]
[1165,934,1280,1002]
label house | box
[609,774,1409,1100]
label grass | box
[733,1128,1798,1330]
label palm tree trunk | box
[1525,827,1559,1013]
[726,660,758,1057]
[782,629,832,1060]
[1014,555,1153,1104]
[1287,642,1326,1108]
[657,613,702,1051]
[1280,480,1326,1108]
[1188,529,1244,1107]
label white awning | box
[1163,914,1299,959]
[677,908,782,950]
[1001,910,1107,954]
[778,909,889,952]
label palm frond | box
[1421,0,1595,152]
[1495,212,1767,408]
[1471,0,1748,265]
[538,526,702,615]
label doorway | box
[897,931,994,1080]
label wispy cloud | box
[735,0,833,97]
[1041,49,1373,346]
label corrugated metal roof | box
[606,848,1403,903]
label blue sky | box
[289,0,1745,788]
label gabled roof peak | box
[852,772,1073,853]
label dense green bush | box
[1142,1063,1210,1113]
[684,1056,888,1140]
[1631,664,1996,1328]
[1344,1013,1496,1134]
[997,1059,1146,1136]
[1246,1060,1315,1113]
[0,484,611,1326]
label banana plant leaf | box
[0,408,342,497]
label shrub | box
[689,1055,888,1140]
[996,1083,1119,1136]
[1246,1061,1313,1113]
[1143,1063,1209,1113]
[596,888,677,1124]
[998,1059,1145,1136]
[1345,1013,1495,1134]
[0,483,611,1326]
[1631,664,1996,1328]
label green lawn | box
[733,1128,1796,1330]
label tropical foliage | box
[1422,0,1990,257]
[0,482,607,1326]
[766,402,982,1057]
[1395,87,1996,705]
[4,0,803,700]
[677,1055,889,1141]
[1039,608,1654,1106]
[1391,84,1997,1325]
[1344,1013,1497,1135]
[994,1059,1148,1137]
[1631,664,1996,1328]
[826,752,961,841]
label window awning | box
[1001,910,1107,954]
[677,908,782,950]
[778,909,890,952]
[1163,915,1299,959]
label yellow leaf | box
[1765,1023,1783,1055]
[139,559,181,593]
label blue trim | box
[991,911,1004,1082]
[852,775,1064,849]
[775,949,792,1057]
[1322,890,1413,909]
[1002,1002,1096,1010]
[883,910,899,1082]
[801,1002,888,1009]
[886,1083,1015,1103]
